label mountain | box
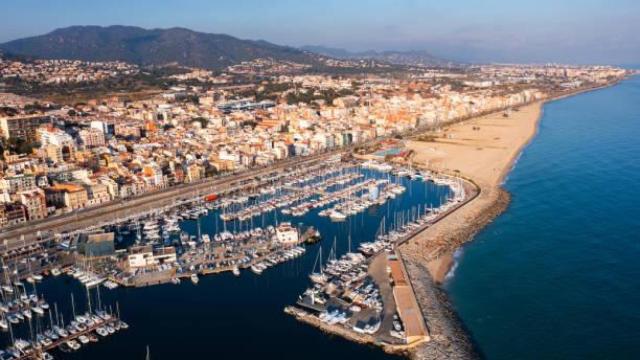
[301,45,453,66]
[300,45,354,59]
[0,25,319,69]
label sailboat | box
[309,247,327,284]
[327,237,338,265]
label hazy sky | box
[2,0,639,64]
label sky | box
[1,0,639,65]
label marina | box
[287,170,469,350]
[0,277,128,359]
[0,159,458,359]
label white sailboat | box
[309,247,328,284]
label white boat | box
[54,326,69,338]
[22,309,32,319]
[32,305,44,315]
[190,274,199,285]
[96,327,109,337]
[67,339,81,350]
[329,211,346,221]
[250,265,263,275]
[309,273,328,284]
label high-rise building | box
[0,115,50,142]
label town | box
[0,55,625,231]
[0,52,630,359]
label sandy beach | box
[393,102,543,359]
[400,102,543,283]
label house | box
[45,183,88,211]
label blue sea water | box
[446,77,640,359]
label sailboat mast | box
[71,293,76,319]
[86,286,92,314]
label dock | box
[6,314,127,359]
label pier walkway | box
[11,317,123,360]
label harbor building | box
[388,254,429,344]
[275,222,299,244]
[126,245,177,269]
[78,232,116,257]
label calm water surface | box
[446,77,640,359]
[2,170,451,359]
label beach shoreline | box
[398,80,627,359]
[409,80,626,285]
[402,100,543,281]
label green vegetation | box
[0,26,319,70]
[286,88,355,106]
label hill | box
[0,25,319,69]
[301,45,453,67]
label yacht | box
[22,309,32,319]
[329,211,346,221]
[66,339,81,350]
[96,327,109,337]
[32,305,44,316]
[250,265,263,275]
[190,274,199,285]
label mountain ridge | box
[0,25,320,69]
[300,45,453,66]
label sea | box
[445,76,640,359]
[5,77,639,360]
[0,169,451,359]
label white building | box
[275,222,299,244]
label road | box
[0,99,509,253]
[0,150,342,251]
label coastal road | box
[0,98,519,253]
[0,150,342,251]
